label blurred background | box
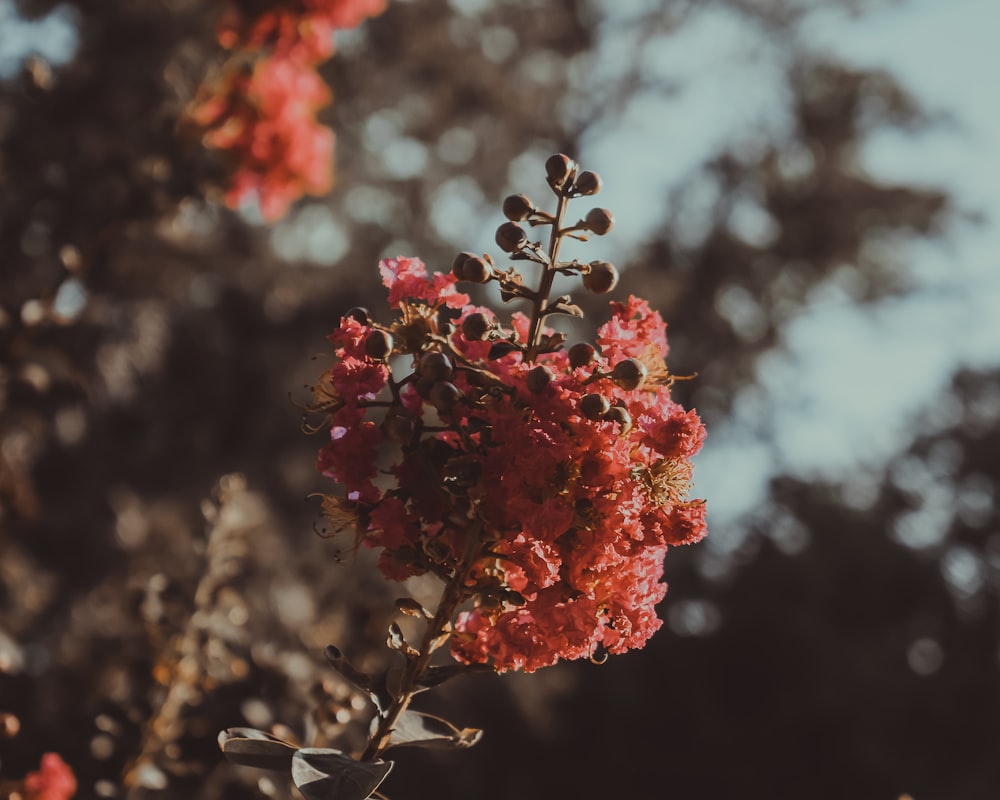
[1,0,999,798]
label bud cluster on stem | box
[220,155,709,792]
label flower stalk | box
[361,529,484,761]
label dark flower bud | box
[444,455,483,490]
[430,381,463,412]
[344,306,371,325]
[419,350,454,382]
[568,342,598,369]
[364,330,393,360]
[382,411,415,443]
[500,589,527,606]
[584,207,615,236]
[526,364,554,394]
[495,221,528,253]
[580,393,611,420]
[414,376,434,400]
[611,358,647,390]
[463,256,491,284]
[545,153,577,190]
[461,312,491,340]
[502,194,534,222]
[583,261,619,294]
[603,405,632,430]
[452,251,476,280]
[575,170,602,196]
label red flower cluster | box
[314,256,707,673]
[24,753,76,800]
[190,0,386,220]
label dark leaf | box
[537,332,567,353]
[325,645,377,693]
[292,748,393,800]
[382,710,483,751]
[416,662,491,690]
[218,728,298,771]
[488,341,522,359]
[325,646,391,715]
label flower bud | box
[568,342,597,369]
[526,364,554,394]
[462,256,491,284]
[419,350,454,382]
[444,455,482,489]
[429,381,463,412]
[574,170,602,196]
[583,261,619,294]
[580,393,611,420]
[502,193,534,222]
[344,306,370,325]
[364,330,393,360]
[584,207,614,236]
[452,251,475,280]
[461,312,491,340]
[603,405,632,430]
[382,411,415,443]
[545,153,576,190]
[611,358,647,390]
[495,221,527,253]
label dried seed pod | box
[419,350,454,382]
[495,222,527,253]
[583,207,614,236]
[344,306,371,325]
[545,153,576,190]
[568,342,597,369]
[429,381,463,412]
[526,365,554,394]
[574,170,602,196]
[580,393,611,420]
[502,194,534,222]
[583,261,619,294]
[461,312,491,340]
[611,358,647,390]
[364,330,394,360]
[603,405,632,429]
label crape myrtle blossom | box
[313,159,708,674]
[23,752,77,800]
[219,156,709,786]
[189,0,386,220]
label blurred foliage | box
[0,0,997,798]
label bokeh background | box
[2,0,999,798]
